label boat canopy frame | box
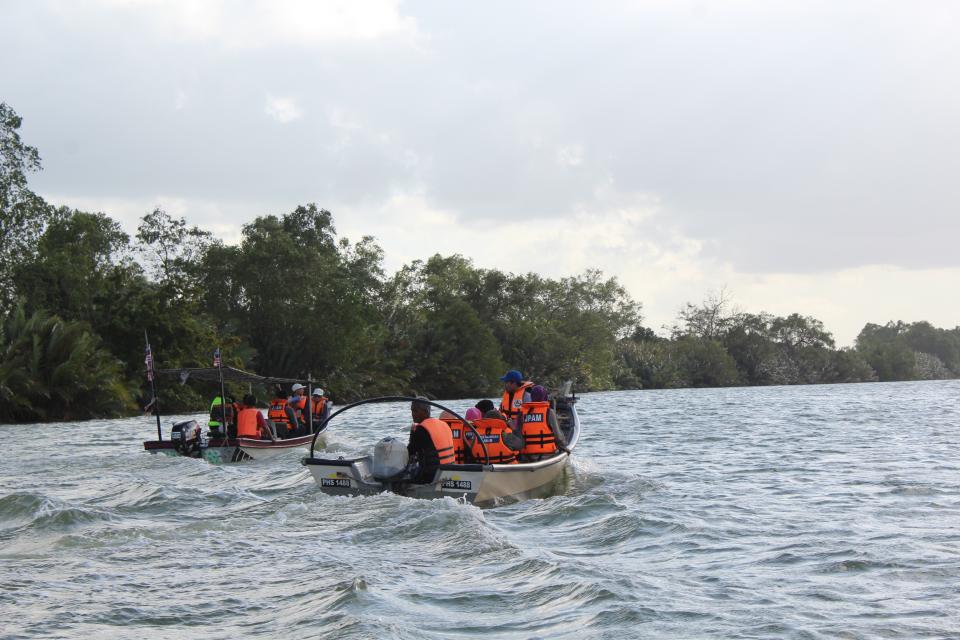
[157,366,309,386]
[307,396,492,465]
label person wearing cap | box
[498,369,533,426]
[406,397,456,483]
[310,387,331,433]
[287,383,308,436]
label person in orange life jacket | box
[499,369,533,426]
[519,385,567,461]
[268,385,299,439]
[236,394,270,439]
[310,388,330,432]
[406,397,456,483]
[287,383,309,435]
[462,409,523,463]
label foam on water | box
[2,381,960,638]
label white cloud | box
[83,0,422,49]
[265,95,303,124]
[555,144,584,167]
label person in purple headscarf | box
[520,385,567,460]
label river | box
[2,380,959,639]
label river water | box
[2,381,959,639]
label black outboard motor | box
[171,420,202,457]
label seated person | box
[267,386,299,439]
[463,409,522,464]
[407,398,456,483]
[519,385,567,461]
[236,394,270,439]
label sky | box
[2,0,958,345]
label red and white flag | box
[145,344,154,382]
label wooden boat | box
[142,365,329,463]
[302,390,580,507]
[144,427,327,463]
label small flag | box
[145,344,154,382]
[213,347,221,368]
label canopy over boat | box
[157,366,309,386]
[143,349,329,461]
[302,392,579,506]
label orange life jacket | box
[237,407,262,438]
[311,397,327,420]
[470,417,518,464]
[520,401,558,456]
[417,417,456,465]
[268,398,293,431]
[289,395,307,422]
[500,381,533,421]
[440,416,468,464]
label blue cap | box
[500,369,523,383]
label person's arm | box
[285,406,299,430]
[548,408,568,450]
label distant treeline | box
[1,102,957,422]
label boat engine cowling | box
[372,437,409,480]
[170,420,202,456]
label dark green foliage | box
[0,306,134,421]
[855,321,960,381]
[0,103,55,314]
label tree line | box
[1,103,957,422]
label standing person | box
[519,385,567,461]
[268,385,299,439]
[310,388,331,433]
[498,370,533,426]
[236,394,270,439]
[407,397,455,483]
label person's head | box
[484,409,506,421]
[439,410,456,421]
[291,383,305,396]
[312,388,324,398]
[243,394,257,407]
[500,369,523,392]
[465,407,482,421]
[411,396,431,423]
[475,399,495,414]
[274,384,285,398]
[530,385,548,402]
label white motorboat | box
[302,392,580,507]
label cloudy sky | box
[3,0,958,344]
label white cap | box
[312,388,324,396]
[291,383,305,392]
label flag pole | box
[307,373,313,435]
[145,330,162,441]
[215,347,227,441]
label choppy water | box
[2,381,960,639]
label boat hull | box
[303,398,579,506]
[303,453,571,506]
[144,433,325,463]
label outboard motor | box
[170,420,202,457]
[372,437,409,480]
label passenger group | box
[405,369,569,482]
[207,383,331,440]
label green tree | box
[0,103,54,313]
[0,306,133,421]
